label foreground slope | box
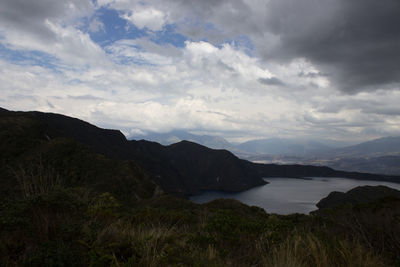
[1,107,400,266]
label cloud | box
[0,0,107,66]
[0,0,93,41]
[88,17,105,33]
[1,0,400,143]
[111,0,400,93]
[105,38,178,66]
[122,7,168,31]
[258,77,285,86]
[67,94,104,100]
[259,0,400,93]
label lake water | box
[190,177,400,215]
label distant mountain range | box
[133,130,400,175]
[245,137,400,175]
[131,132,354,156]
[236,138,333,156]
[319,136,400,158]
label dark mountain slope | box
[32,111,130,159]
[3,108,400,197]
[31,111,263,194]
[162,141,262,193]
[118,139,266,195]
[0,110,158,204]
[2,110,267,195]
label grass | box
[259,234,385,267]
[1,170,396,266]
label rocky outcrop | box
[316,185,400,210]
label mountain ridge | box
[131,130,234,150]
[3,108,400,197]
[236,137,333,156]
[318,136,400,158]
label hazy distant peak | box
[130,130,234,150]
[236,138,332,156]
[327,136,400,157]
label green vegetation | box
[1,110,399,266]
[2,187,397,266]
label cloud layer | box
[0,0,399,142]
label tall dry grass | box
[11,158,63,198]
[257,233,386,267]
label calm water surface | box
[190,178,400,214]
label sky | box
[0,0,399,142]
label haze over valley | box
[132,130,400,175]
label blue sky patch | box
[0,44,61,71]
[149,24,187,48]
[87,7,188,51]
[88,7,148,47]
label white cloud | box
[2,21,107,67]
[1,0,400,142]
[0,0,107,67]
[3,35,400,142]
[88,17,105,33]
[106,39,176,66]
[122,7,168,31]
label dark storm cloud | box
[0,0,92,41]
[298,71,327,79]
[263,0,400,93]
[315,97,400,117]
[168,0,264,42]
[164,0,400,93]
